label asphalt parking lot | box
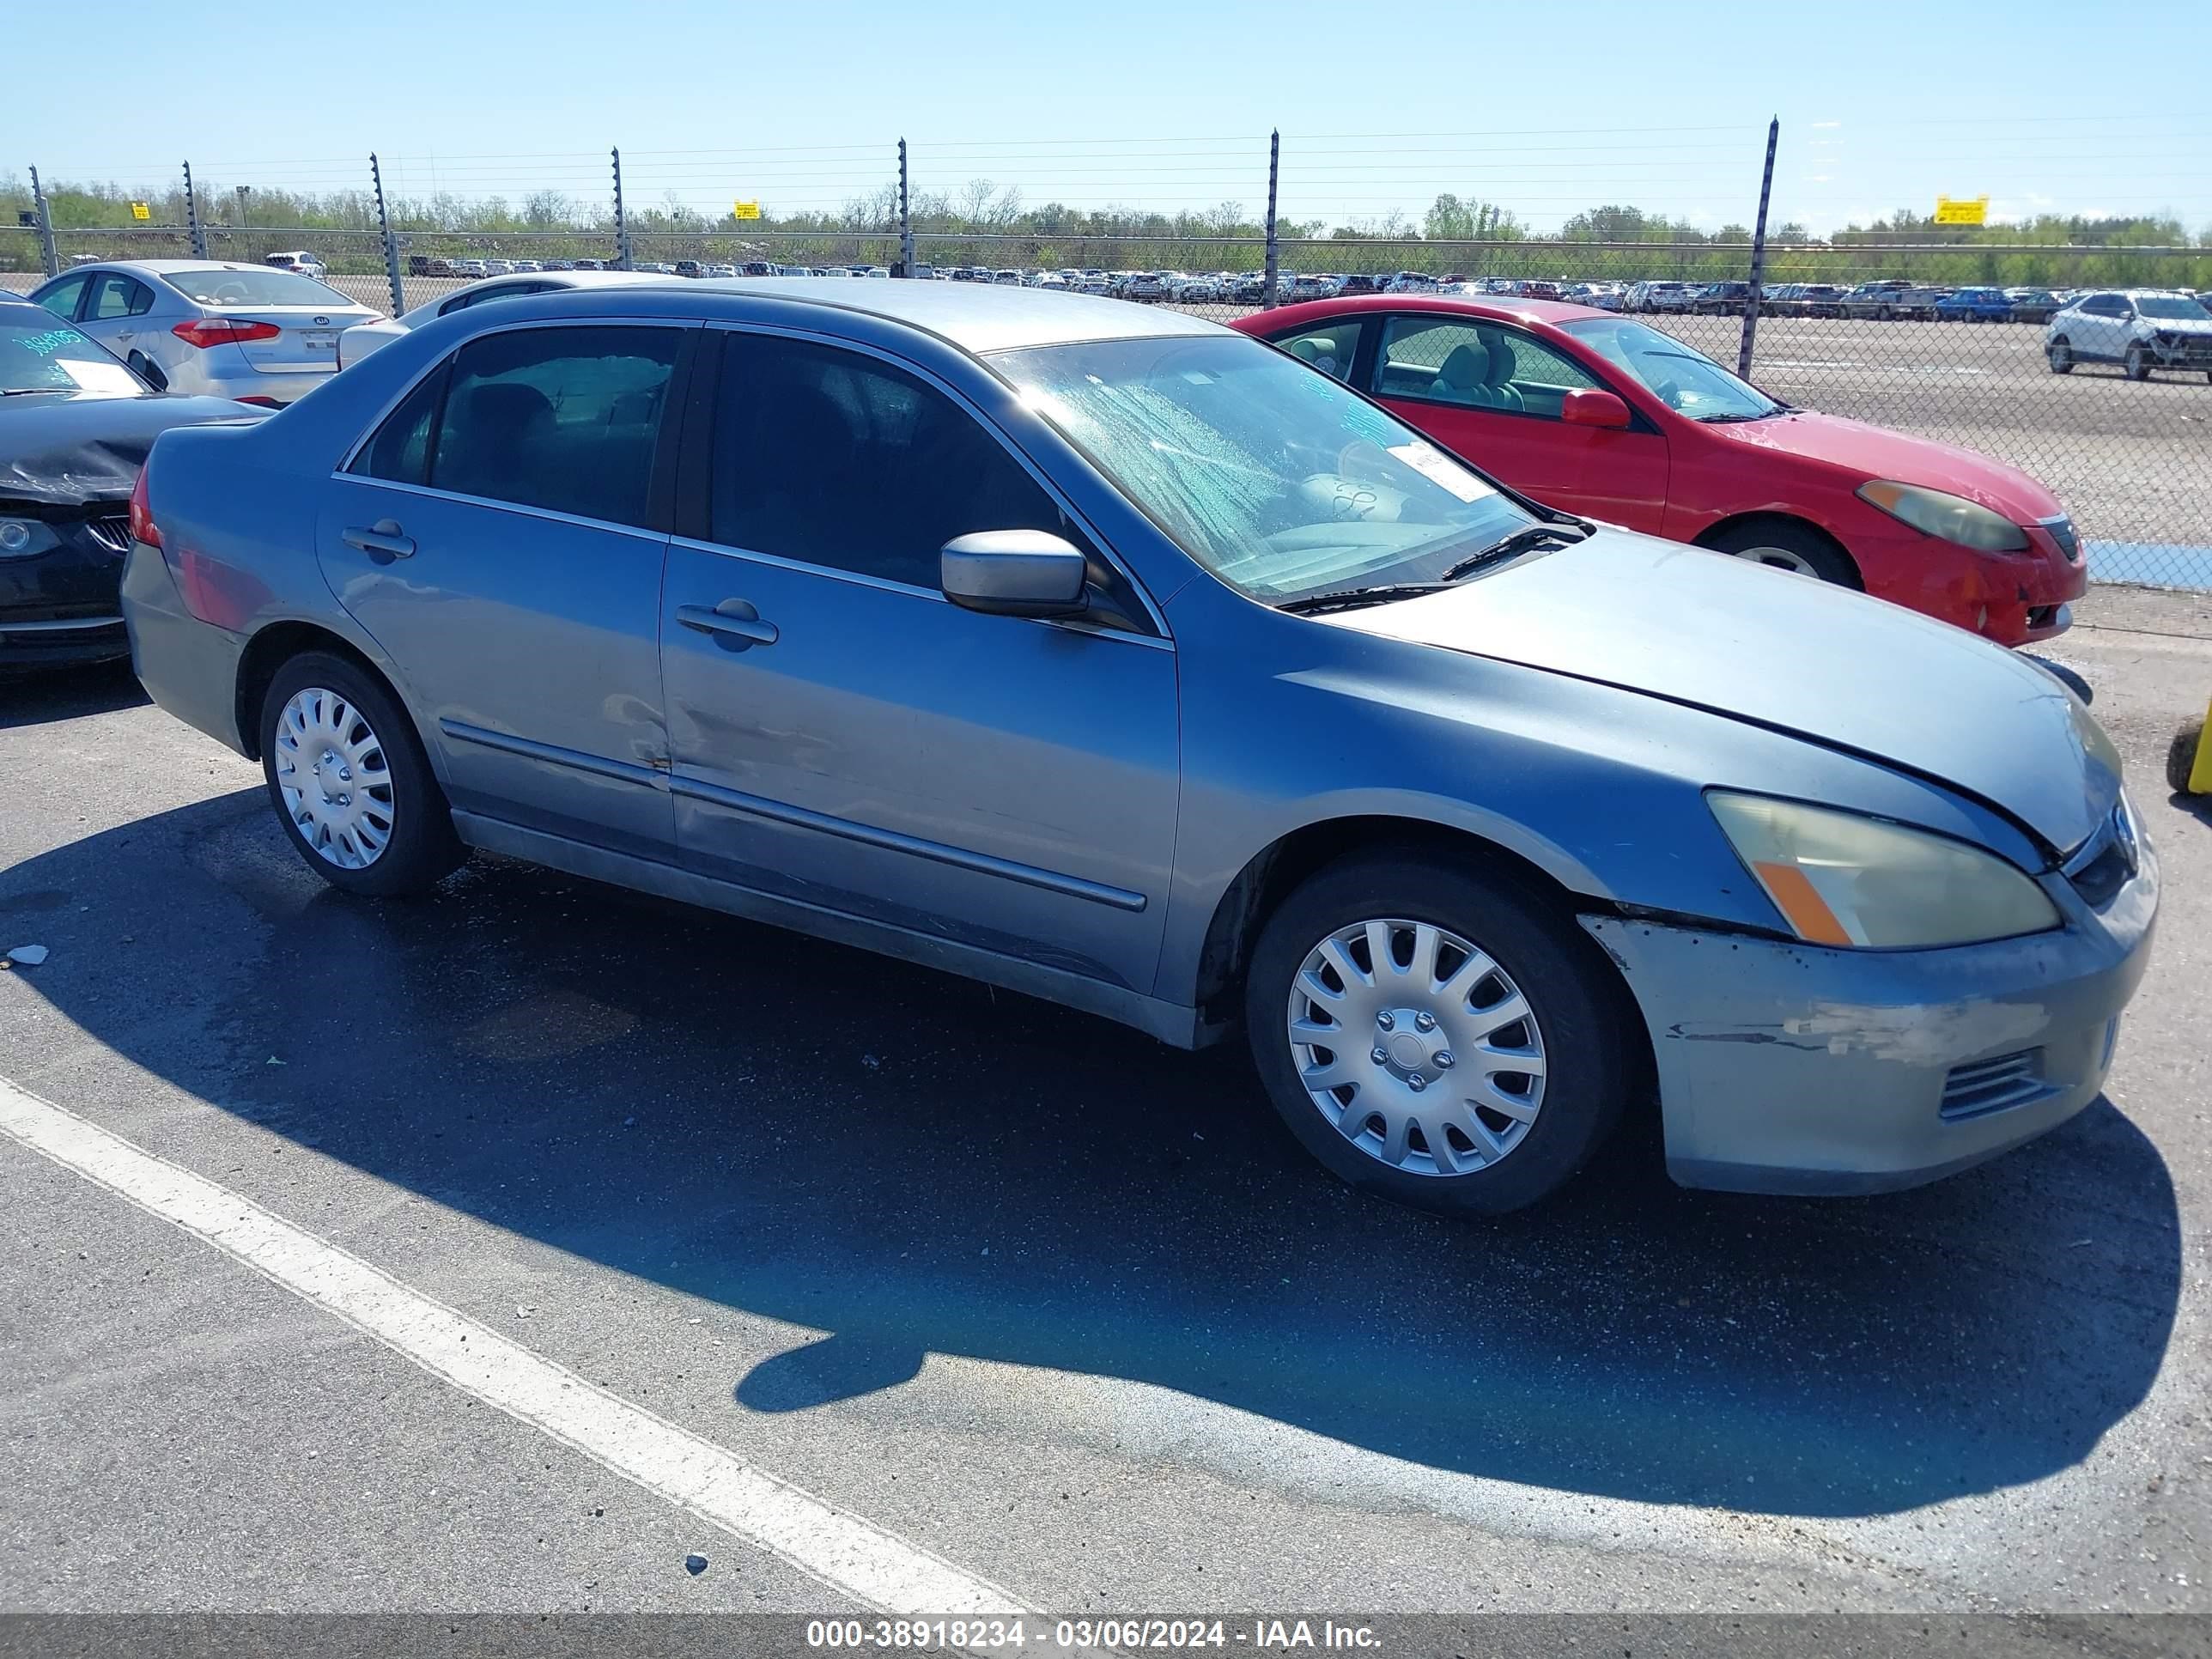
[2,586,2209,1642]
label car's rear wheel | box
[1699,519,1861,586]
[1244,854,1632,1216]
[2047,337,2074,374]
[258,651,463,897]
[2124,343,2152,381]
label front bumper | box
[1582,836,2158,1195]
[1,507,135,670]
[1851,516,2087,647]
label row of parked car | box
[3,270,2156,1217]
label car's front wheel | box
[1244,854,1632,1216]
[2125,343,2153,381]
[258,650,463,897]
[2047,337,2074,374]
[1699,519,1860,586]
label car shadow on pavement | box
[6,789,2184,1522]
[0,662,148,730]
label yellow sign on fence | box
[1934,195,1989,227]
[732,200,762,221]
[129,201,151,222]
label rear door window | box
[87,273,154,320]
[428,325,681,526]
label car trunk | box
[217,307,352,375]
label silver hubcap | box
[1285,917,1547,1178]
[273,687,394,870]
[1729,544,1817,575]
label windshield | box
[162,266,350,308]
[0,313,147,398]
[1559,316,1781,421]
[990,334,1536,605]
[2137,295,2210,321]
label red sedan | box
[1230,295,2085,646]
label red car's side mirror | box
[1560,388,1632,428]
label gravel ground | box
[0,606,2208,1648]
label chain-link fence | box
[7,137,2209,593]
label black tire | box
[1243,853,1632,1217]
[1699,518,1861,587]
[2047,337,2074,374]
[2125,343,2152,381]
[257,650,463,897]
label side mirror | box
[131,353,169,392]
[941,530,1089,618]
[1560,387,1631,429]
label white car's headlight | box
[1708,791,2060,949]
[1856,480,2029,553]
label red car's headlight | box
[1856,480,2030,553]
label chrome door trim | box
[330,473,672,544]
[439,718,666,790]
[666,772,1148,913]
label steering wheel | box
[1653,379,1685,411]
[1335,436,1395,485]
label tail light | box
[171,318,283,349]
[127,466,161,550]
[234,396,283,409]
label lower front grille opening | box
[1939,1048,2054,1121]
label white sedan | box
[336,270,679,369]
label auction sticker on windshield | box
[1389,439,1494,504]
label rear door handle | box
[343,519,415,561]
[677,599,778,651]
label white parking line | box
[0,1073,1026,1620]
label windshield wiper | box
[1693,410,1779,424]
[0,387,65,398]
[1275,581,1455,616]
[1437,520,1591,581]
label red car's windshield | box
[1559,317,1784,422]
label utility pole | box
[1261,129,1281,309]
[371,153,404,318]
[898,138,915,276]
[27,166,58,278]
[182,161,207,258]
[1738,117,1779,380]
[611,148,633,270]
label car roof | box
[53,259,275,276]
[1249,292,1610,330]
[678,276,1222,351]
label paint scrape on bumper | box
[1582,859,2156,1194]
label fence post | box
[611,148,633,270]
[27,166,59,278]
[182,161,208,258]
[1737,117,1778,380]
[369,153,405,318]
[898,138,915,276]
[1262,129,1280,308]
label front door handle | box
[677,599,778,651]
[342,519,415,562]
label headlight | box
[1856,480,2029,552]
[1708,791,2060,949]
[0,519,59,559]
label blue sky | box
[12,1,2209,235]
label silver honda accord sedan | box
[119,280,2158,1213]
